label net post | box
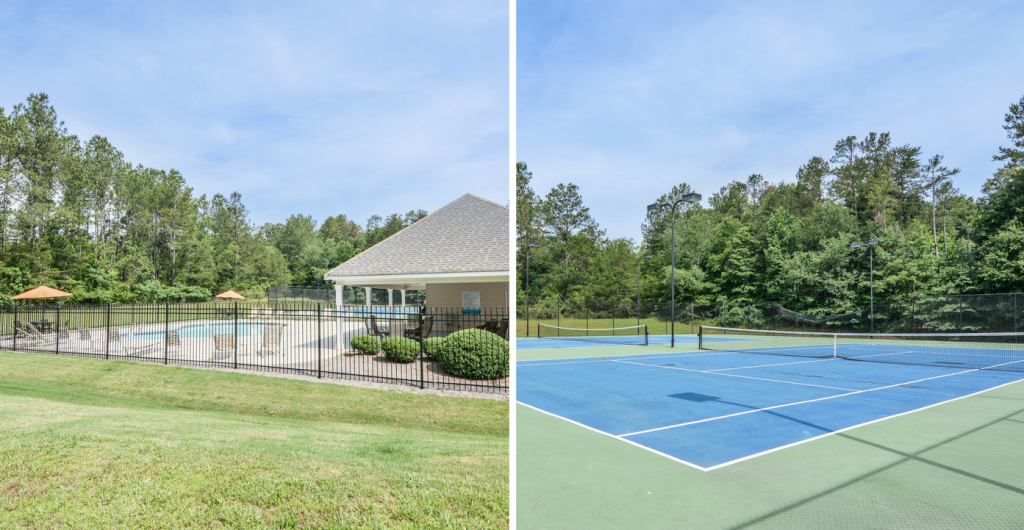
[644,325,648,346]
[833,334,837,358]
[698,326,703,350]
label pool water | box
[133,322,286,340]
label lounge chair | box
[25,322,54,343]
[13,321,37,345]
[210,333,234,361]
[256,325,283,357]
[79,328,104,352]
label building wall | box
[425,282,509,311]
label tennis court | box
[518,327,1024,470]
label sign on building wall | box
[462,291,481,315]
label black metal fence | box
[0,302,508,394]
[518,293,1024,336]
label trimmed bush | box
[423,337,446,361]
[381,337,420,363]
[350,335,381,355]
[438,329,509,380]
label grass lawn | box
[0,351,508,528]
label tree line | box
[0,93,426,303]
[517,93,1024,316]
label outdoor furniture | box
[165,331,182,357]
[366,316,390,341]
[31,321,54,333]
[211,333,234,361]
[256,325,283,357]
[13,321,35,344]
[25,322,54,343]
[404,317,434,340]
[79,328,103,352]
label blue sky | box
[518,0,1024,242]
[0,1,508,227]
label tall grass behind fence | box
[518,293,1024,337]
[0,302,508,393]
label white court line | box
[611,359,861,392]
[619,359,1024,438]
[516,401,710,472]
[705,358,837,372]
[701,376,1024,470]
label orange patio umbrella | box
[12,285,73,301]
[215,290,246,300]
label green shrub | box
[423,337,446,361]
[381,337,420,363]
[438,329,509,380]
[350,335,381,354]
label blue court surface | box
[517,349,1024,470]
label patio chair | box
[366,316,390,341]
[497,320,509,340]
[210,333,234,361]
[256,325,283,357]
[79,328,104,352]
[404,317,434,340]
[166,331,183,358]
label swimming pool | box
[133,322,287,339]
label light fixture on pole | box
[647,192,701,347]
[849,240,880,333]
[637,254,653,328]
[526,242,540,337]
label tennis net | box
[698,326,1024,372]
[537,323,649,346]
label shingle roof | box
[325,194,509,277]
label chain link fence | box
[518,292,1024,336]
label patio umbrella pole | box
[233,301,238,370]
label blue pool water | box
[133,322,286,339]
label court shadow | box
[726,406,1024,529]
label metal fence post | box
[164,302,170,365]
[419,310,425,389]
[317,302,322,379]
[1016,293,1019,333]
[691,303,694,334]
[55,305,60,355]
[105,303,111,359]
[233,301,238,369]
[12,305,17,351]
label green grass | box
[517,341,1024,528]
[0,351,508,528]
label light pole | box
[526,242,540,337]
[849,240,879,332]
[647,192,702,347]
[637,254,653,328]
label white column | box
[387,288,394,313]
[334,282,345,350]
[401,290,406,310]
[364,287,372,311]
